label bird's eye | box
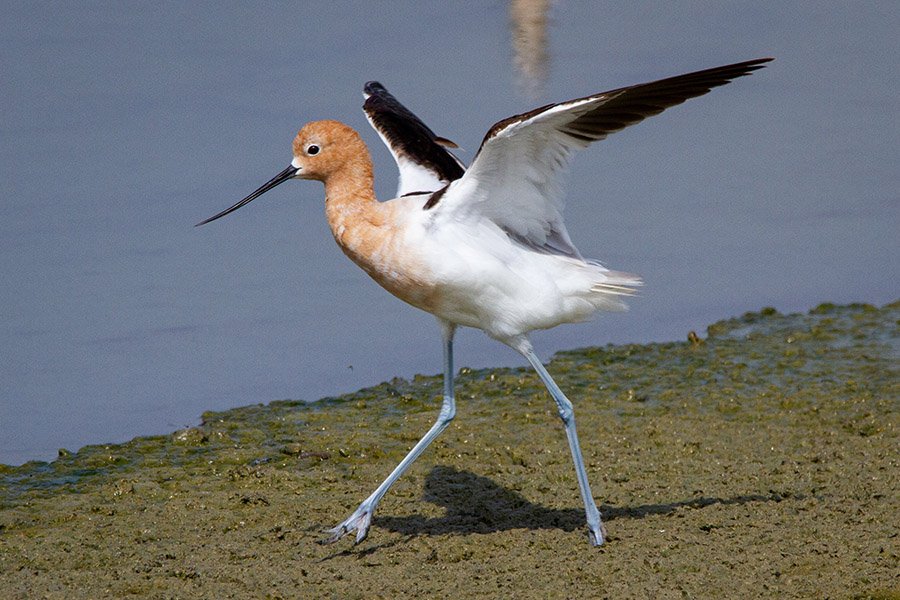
[306,145,320,156]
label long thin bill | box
[195,164,299,226]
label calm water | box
[2,3,897,465]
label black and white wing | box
[428,58,773,258]
[363,81,465,196]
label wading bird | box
[198,58,772,546]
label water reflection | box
[509,0,550,98]
[1,4,897,465]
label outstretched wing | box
[428,58,773,258]
[363,81,465,196]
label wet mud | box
[1,302,897,598]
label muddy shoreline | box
[1,302,897,598]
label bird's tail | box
[587,268,643,311]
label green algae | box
[1,302,897,599]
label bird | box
[197,57,772,547]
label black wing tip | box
[364,81,387,95]
[362,81,465,183]
[721,56,774,73]
[647,57,774,88]
[740,57,775,76]
[363,82,420,127]
[476,57,774,156]
[732,57,774,66]
[688,57,775,83]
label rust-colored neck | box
[322,150,379,239]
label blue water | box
[2,3,897,465]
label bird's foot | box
[320,502,375,545]
[587,514,607,547]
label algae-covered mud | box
[1,302,897,599]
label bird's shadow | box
[375,465,791,539]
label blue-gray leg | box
[322,321,457,544]
[513,336,606,546]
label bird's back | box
[396,199,640,340]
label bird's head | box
[196,120,369,226]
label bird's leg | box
[514,337,606,546]
[322,322,457,545]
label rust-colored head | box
[196,120,372,226]
[290,120,371,183]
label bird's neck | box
[323,155,389,260]
[320,151,439,315]
[323,152,377,219]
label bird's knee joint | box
[439,400,456,423]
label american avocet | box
[198,58,772,546]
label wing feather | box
[430,58,772,257]
[363,81,465,196]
